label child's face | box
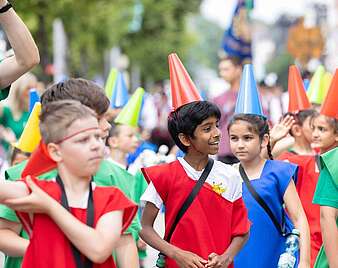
[12,152,29,166]
[52,116,104,178]
[97,112,111,140]
[111,125,139,154]
[229,120,267,163]
[312,114,338,153]
[301,116,313,144]
[186,116,221,156]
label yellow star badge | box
[211,182,226,195]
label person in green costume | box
[0,0,39,100]
[311,70,338,268]
[106,87,149,267]
[0,78,140,268]
[313,148,338,268]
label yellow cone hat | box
[13,102,41,153]
[114,87,144,127]
[104,68,118,99]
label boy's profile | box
[140,54,250,268]
[0,100,137,268]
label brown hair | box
[39,100,97,144]
[219,55,244,68]
[40,78,109,116]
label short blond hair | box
[39,100,97,144]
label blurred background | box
[0,0,336,94]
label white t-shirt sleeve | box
[140,182,163,209]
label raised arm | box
[0,180,29,202]
[0,0,40,88]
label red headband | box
[55,127,100,144]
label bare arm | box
[115,234,139,268]
[0,181,29,202]
[0,0,40,88]
[140,201,207,268]
[284,180,311,268]
[5,178,123,264]
[319,206,338,267]
[0,218,28,256]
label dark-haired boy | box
[0,78,140,268]
[140,100,250,268]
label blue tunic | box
[234,160,299,268]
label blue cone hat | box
[110,72,129,108]
[29,88,40,113]
[234,64,264,117]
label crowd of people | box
[0,2,337,268]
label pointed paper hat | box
[320,69,338,120]
[22,142,57,177]
[110,72,129,108]
[104,68,118,99]
[234,64,264,116]
[13,102,41,153]
[28,88,40,113]
[168,53,202,110]
[307,65,326,104]
[287,65,311,113]
[114,87,144,127]
[322,72,332,95]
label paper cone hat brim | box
[168,53,202,110]
[320,69,338,120]
[110,72,129,108]
[13,103,41,153]
[114,87,144,127]
[287,65,311,113]
[235,64,264,117]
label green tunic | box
[0,159,141,268]
[313,147,338,268]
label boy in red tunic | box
[277,66,321,266]
[139,54,250,268]
[0,100,137,268]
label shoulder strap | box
[165,158,214,242]
[239,164,286,236]
[56,175,94,268]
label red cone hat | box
[22,142,57,177]
[320,69,338,119]
[287,65,311,113]
[168,53,202,110]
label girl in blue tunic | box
[228,114,311,268]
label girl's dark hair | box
[227,114,273,160]
[168,101,221,153]
[310,110,338,133]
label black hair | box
[227,114,273,160]
[167,101,221,153]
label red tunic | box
[142,160,250,268]
[278,152,322,267]
[18,178,137,268]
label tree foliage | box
[13,0,201,82]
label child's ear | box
[291,124,302,137]
[178,133,191,147]
[47,143,62,162]
[261,134,269,148]
[107,136,119,149]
